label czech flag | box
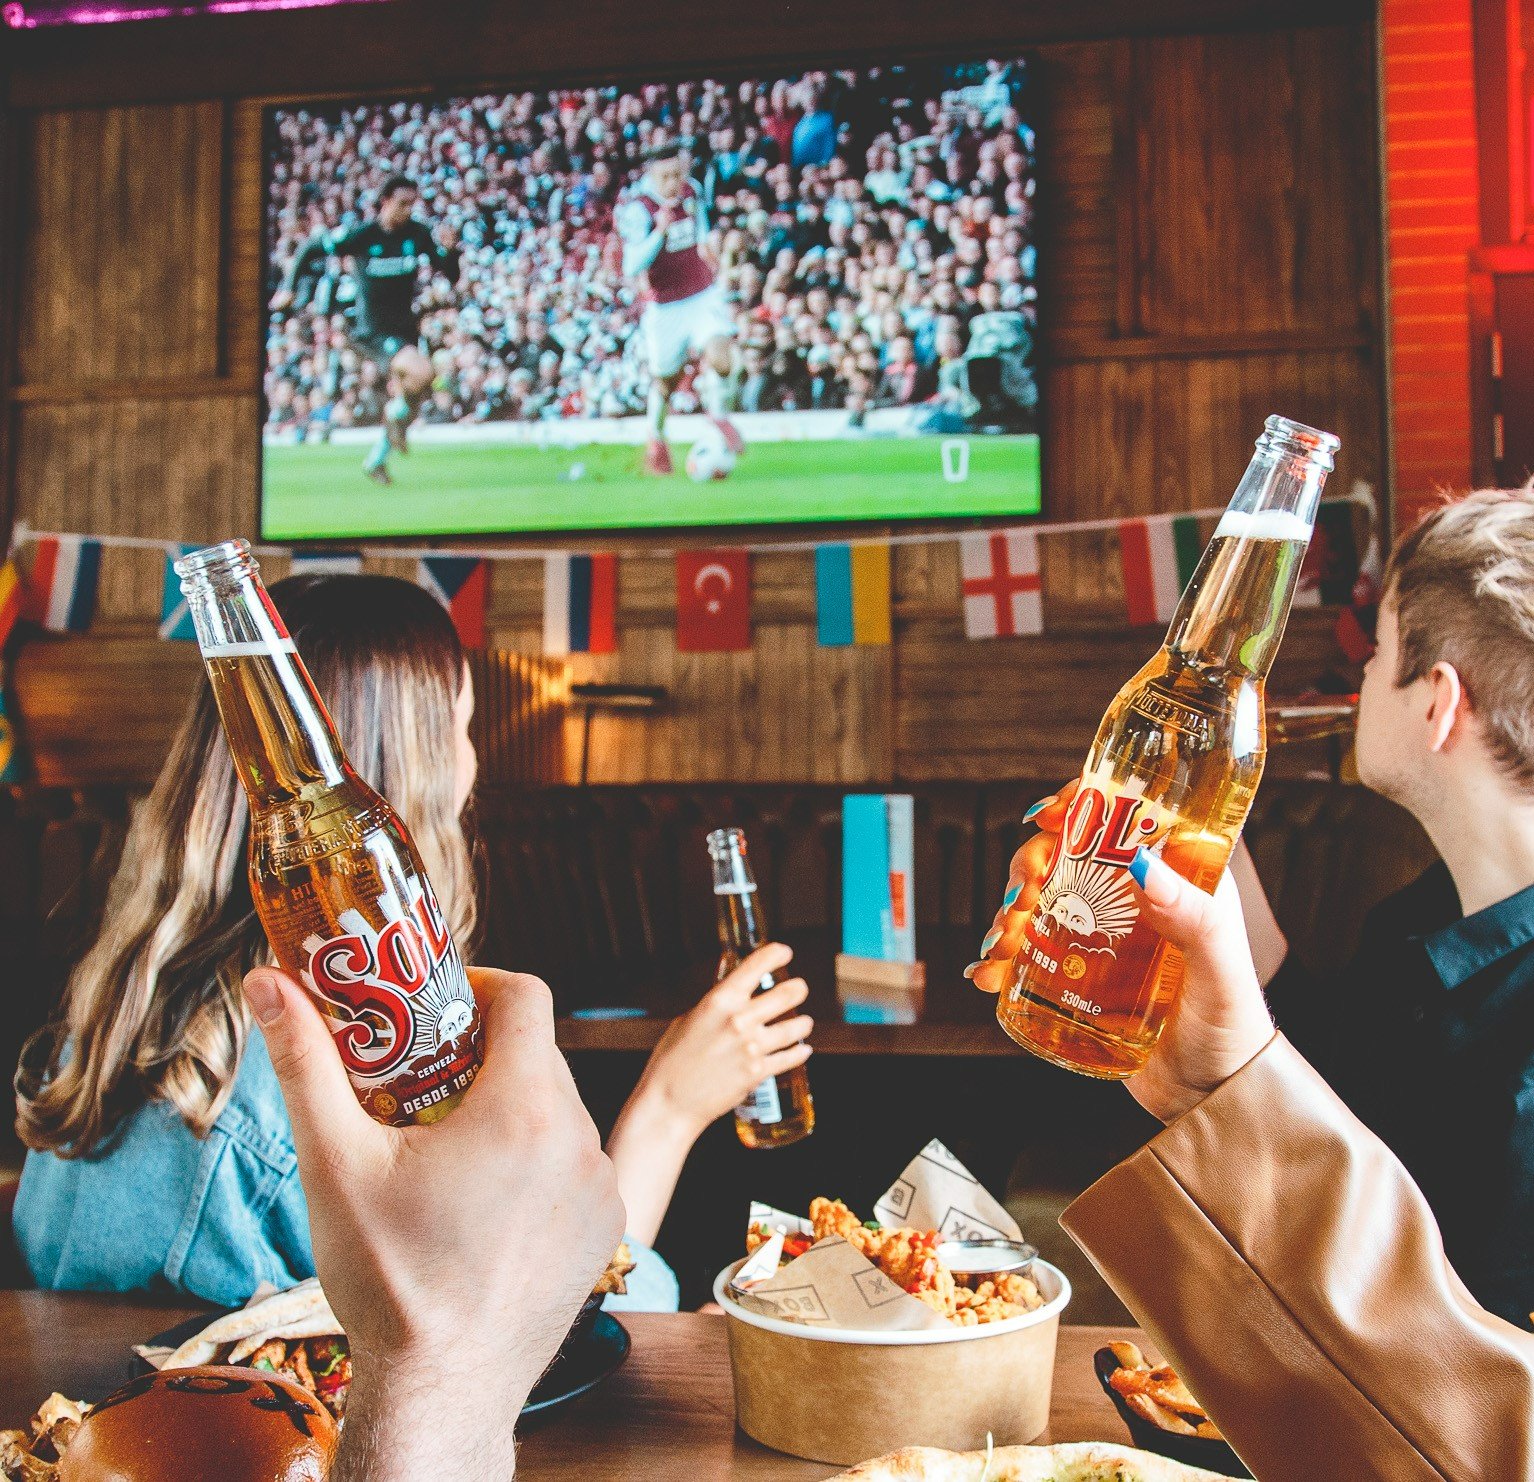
[25,535,102,633]
[815,543,891,647]
[0,560,22,652]
[544,553,617,656]
[417,556,489,650]
[1119,515,1201,627]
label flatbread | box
[829,1442,1243,1481]
[159,1279,334,1369]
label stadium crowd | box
[264,62,1037,438]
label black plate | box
[1093,1347,1252,1479]
[134,1308,630,1422]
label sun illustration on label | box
[436,996,474,1046]
[1038,857,1140,944]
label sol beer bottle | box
[996,415,1338,1078]
[708,827,814,1148]
[176,540,482,1126]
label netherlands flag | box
[25,535,102,633]
[544,553,617,656]
[417,556,489,650]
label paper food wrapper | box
[731,1139,1024,1333]
[873,1137,1023,1244]
[133,1277,340,1370]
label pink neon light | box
[4,0,383,25]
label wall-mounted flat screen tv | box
[260,58,1041,540]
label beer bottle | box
[995,415,1338,1078]
[707,827,815,1149]
[176,540,482,1126]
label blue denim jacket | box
[13,1034,678,1313]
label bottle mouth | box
[1259,415,1340,470]
[707,826,747,859]
[174,539,259,588]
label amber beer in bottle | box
[708,827,814,1148]
[176,540,482,1126]
[996,415,1338,1078]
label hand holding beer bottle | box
[176,541,482,1127]
[970,789,1275,1121]
[708,828,815,1148]
[978,415,1337,1079]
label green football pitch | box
[261,433,1042,539]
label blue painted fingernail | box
[1128,847,1151,888]
[962,961,982,980]
[1022,800,1048,823]
[980,926,1003,953]
[1002,883,1021,909]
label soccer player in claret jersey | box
[273,174,461,487]
[615,143,743,476]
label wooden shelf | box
[554,927,1027,1058]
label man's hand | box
[242,965,625,1481]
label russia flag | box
[543,553,617,656]
[25,535,102,633]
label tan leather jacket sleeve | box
[1060,1034,1534,1482]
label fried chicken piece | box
[809,1197,865,1243]
[279,1340,314,1391]
[592,1241,636,1297]
[1109,1355,1223,1440]
[247,1339,287,1372]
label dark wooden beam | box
[8,0,1374,110]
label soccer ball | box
[685,428,737,482]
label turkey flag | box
[676,549,751,652]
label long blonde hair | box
[15,573,478,1154]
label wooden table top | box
[0,1295,1140,1477]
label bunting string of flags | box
[0,488,1378,664]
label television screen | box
[260,59,1041,540]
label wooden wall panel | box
[17,103,225,389]
[2,22,1387,788]
[1118,28,1380,339]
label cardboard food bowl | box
[713,1257,1072,1466]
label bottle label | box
[302,877,477,1091]
[737,1074,783,1126]
[1022,779,1170,971]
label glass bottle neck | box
[178,546,349,810]
[1166,433,1333,680]
[709,830,767,953]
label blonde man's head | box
[1383,487,1534,792]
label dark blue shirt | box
[1272,861,1534,1327]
